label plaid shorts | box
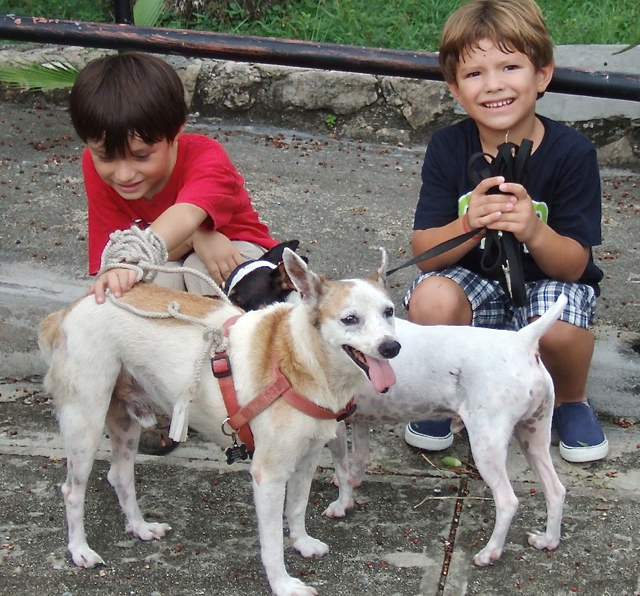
[403,266,597,331]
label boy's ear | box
[536,62,554,94]
[446,81,463,105]
[171,124,186,145]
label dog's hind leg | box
[465,421,519,566]
[58,399,110,568]
[286,439,329,559]
[324,424,355,518]
[515,401,565,553]
[105,395,172,542]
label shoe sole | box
[559,438,609,463]
[404,425,454,451]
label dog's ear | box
[367,247,388,287]
[273,247,308,293]
[273,262,296,292]
[261,240,301,265]
[283,248,322,304]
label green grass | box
[0,0,638,51]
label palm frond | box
[133,0,165,27]
[0,0,165,91]
[0,61,80,90]
[613,42,639,55]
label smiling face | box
[447,39,553,149]
[87,132,181,201]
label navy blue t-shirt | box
[413,115,603,294]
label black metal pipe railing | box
[1,15,639,102]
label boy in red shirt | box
[69,52,278,453]
[69,51,277,304]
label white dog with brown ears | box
[39,248,400,596]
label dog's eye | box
[384,306,394,319]
[341,315,359,326]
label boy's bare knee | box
[407,276,472,326]
[539,320,594,354]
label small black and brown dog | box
[223,240,306,311]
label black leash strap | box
[386,227,482,276]
[387,139,533,296]
[468,140,533,307]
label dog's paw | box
[127,521,172,541]
[322,498,353,518]
[527,530,560,551]
[473,545,502,566]
[271,576,318,596]
[291,536,329,558]
[70,544,105,568]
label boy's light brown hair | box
[439,0,554,84]
[69,52,189,158]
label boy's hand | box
[486,181,542,245]
[87,268,138,304]
[467,176,541,243]
[466,176,514,230]
[192,230,244,285]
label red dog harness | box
[212,316,356,456]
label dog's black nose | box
[379,339,401,359]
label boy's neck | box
[478,115,545,156]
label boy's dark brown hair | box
[439,0,554,84]
[69,52,189,158]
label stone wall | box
[1,44,638,166]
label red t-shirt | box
[84,133,277,274]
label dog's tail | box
[517,294,568,345]
[38,309,66,365]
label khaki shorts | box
[153,240,266,296]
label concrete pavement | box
[1,46,640,595]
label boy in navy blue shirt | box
[404,0,607,463]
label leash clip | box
[502,261,513,298]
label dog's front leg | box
[105,400,172,542]
[286,439,329,558]
[252,454,319,596]
[350,421,372,486]
[323,424,355,518]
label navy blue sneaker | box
[553,400,608,463]
[404,419,453,451]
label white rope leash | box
[100,226,235,441]
[98,226,232,303]
[99,226,167,282]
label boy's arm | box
[149,202,209,256]
[490,180,590,282]
[411,222,477,272]
[88,203,208,303]
[192,230,244,285]
[412,176,511,272]
[152,202,246,284]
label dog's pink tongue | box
[365,356,396,392]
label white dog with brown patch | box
[38,249,400,596]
